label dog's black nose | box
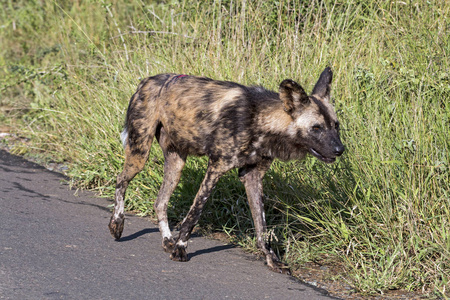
[333,145,345,156]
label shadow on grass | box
[165,155,357,254]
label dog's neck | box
[256,102,292,134]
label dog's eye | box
[335,122,340,130]
[312,125,322,131]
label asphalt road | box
[0,149,337,299]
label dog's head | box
[279,67,345,163]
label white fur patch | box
[176,239,188,247]
[286,109,320,137]
[113,200,125,219]
[159,220,172,239]
[295,110,323,128]
[120,127,128,148]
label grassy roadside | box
[1,0,449,297]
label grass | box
[1,0,449,297]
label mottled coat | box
[109,68,344,273]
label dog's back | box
[126,74,287,165]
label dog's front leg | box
[239,159,290,274]
[170,160,230,262]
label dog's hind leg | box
[170,159,231,262]
[108,123,156,240]
[154,127,186,252]
[239,158,290,274]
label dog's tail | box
[120,75,171,150]
[120,126,128,148]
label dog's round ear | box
[311,67,333,102]
[279,79,309,114]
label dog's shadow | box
[189,244,236,259]
[118,228,159,242]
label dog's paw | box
[162,237,176,253]
[266,250,291,275]
[108,214,125,240]
[170,245,189,262]
[268,260,291,275]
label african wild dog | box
[108,67,344,273]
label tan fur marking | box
[258,106,292,133]
[210,88,242,115]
